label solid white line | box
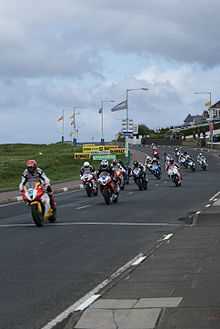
[76,205,91,210]
[209,191,220,202]
[131,256,147,266]
[40,252,145,329]
[205,204,211,208]
[0,222,181,229]
[75,294,100,311]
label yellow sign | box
[74,153,91,160]
[82,144,122,154]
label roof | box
[209,101,220,109]
[184,114,204,123]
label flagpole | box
[62,109,64,144]
[101,101,104,143]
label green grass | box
[0,143,84,190]
[0,143,126,190]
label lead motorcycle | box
[98,172,119,205]
[133,168,148,190]
[80,173,98,197]
[21,181,56,227]
[149,163,161,180]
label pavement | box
[1,146,220,329]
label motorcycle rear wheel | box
[31,203,44,227]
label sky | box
[1,0,220,143]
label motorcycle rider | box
[166,158,181,180]
[197,152,205,163]
[80,161,95,177]
[19,159,56,210]
[132,160,147,180]
[97,160,118,193]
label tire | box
[103,190,111,205]
[93,189,98,196]
[86,188,92,197]
[31,203,44,227]
[191,167,196,172]
[48,209,57,223]
[112,193,119,203]
[143,180,148,190]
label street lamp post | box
[100,99,115,144]
[125,88,149,161]
[193,91,213,147]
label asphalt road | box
[0,147,220,329]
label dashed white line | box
[209,191,220,202]
[131,255,147,266]
[76,205,91,210]
[161,233,174,241]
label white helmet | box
[83,161,90,168]
[100,160,108,169]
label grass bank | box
[0,143,84,190]
[0,143,126,190]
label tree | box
[138,124,154,136]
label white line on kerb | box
[209,191,220,202]
[40,252,145,329]
[131,255,147,266]
[161,233,174,241]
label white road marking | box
[0,221,181,229]
[131,255,147,266]
[0,201,20,207]
[196,211,201,215]
[76,205,91,210]
[75,294,100,311]
[16,196,23,201]
[62,187,68,192]
[128,191,134,195]
[40,252,147,329]
[209,191,220,202]
[205,204,211,208]
[161,233,174,241]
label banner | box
[111,99,127,112]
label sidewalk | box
[0,180,80,204]
[63,197,220,329]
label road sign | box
[92,154,116,161]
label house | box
[209,101,220,121]
[183,114,206,126]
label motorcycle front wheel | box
[31,203,44,227]
[103,190,111,205]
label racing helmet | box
[83,161,90,168]
[26,159,37,173]
[100,159,108,169]
[133,160,139,168]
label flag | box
[57,115,64,122]
[205,100,211,107]
[70,119,75,127]
[111,99,127,112]
[98,107,103,114]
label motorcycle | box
[21,181,56,227]
[98,173,119,205]
[198,157,208,171]
[149,163,161,180]
[168,166,182,187]
[187,158,196,172]
[133,168,148,190]
[113,167,125,191]
[80,173,98,197]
